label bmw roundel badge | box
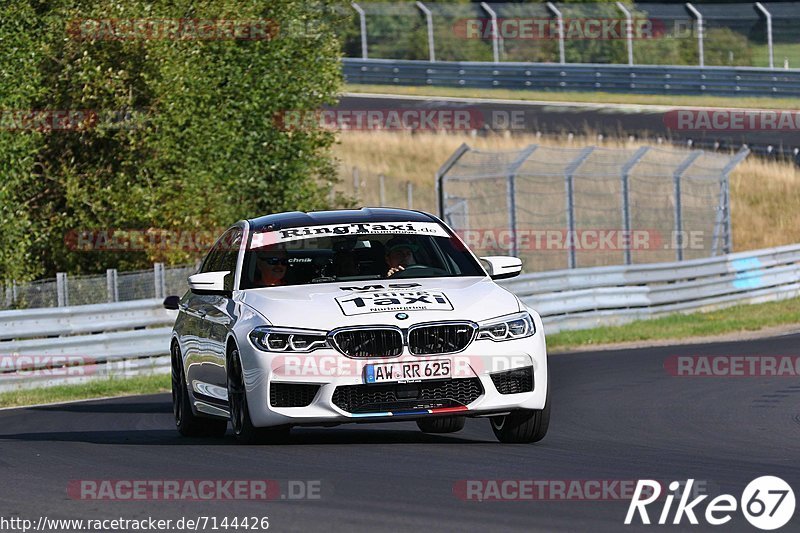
[395,313,409,320]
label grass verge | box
[547,296,800,353]
[344,83,800,110]
[0,373,170,409]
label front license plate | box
[365,359,451,384]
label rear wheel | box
[416,416,465,434]
[227,347,290,445]
[490,389,550,444]
[171,343,227,437]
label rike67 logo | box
[625,477,795,530]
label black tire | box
[227,347,290,445]
[490,390,550,444]
[416,416,466,434]
[171,343,228,438]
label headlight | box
[249,326,330,352]
[477,312,535,341]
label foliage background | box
[0,0,345,282]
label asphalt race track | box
[1,333,799,532]
[337,94,800,159]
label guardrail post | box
[620,146,649,264]
[506,145,538,258]
[547,2,565,64]
[480,2,501,63]
[379,174,386,205]
[154,263,165,299]
[436,143,471,219]
[351,2,368,59]
[616,2,635,66]
[672,150,703,261]
[564,147,594,268]
[755,2,774,69]
[106,268,119,303]
[56,272,69,307]
[686,3,704,67]
[416,2,435,62]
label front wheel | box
[490,390,550,444]
[227,347,290,445]
[171,343,227,437]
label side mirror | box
[480,256,522,280]
[188,271,231,295]
[163,295,180,310]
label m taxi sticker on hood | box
[335,290,453,316]
[251,222,449,248]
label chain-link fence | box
[341,2,798,68]
[438,143,749,272]
[1,263,199,311]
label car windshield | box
[240,221,485,288]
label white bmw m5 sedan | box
[165,208,549,444]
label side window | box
[199,227,242,288]
[218,228,243,290]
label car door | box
[203,227,243,396]
[184,228,239,404]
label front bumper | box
[237,322,548,428]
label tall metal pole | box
[755,2,774,69]
[616,2,635,66]
[435,143,471,219]
[506,146,538,258]
[481,2,501,63]
[546,2,565,64]
[671,150,703,261]
[416,2,436,62]
[620,146,649,265]
[351,2,368,59]
[686,3,704,67]
[564,147,594,269]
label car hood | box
[237,277,521,330]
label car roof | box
[247,207,438,232]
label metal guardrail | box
[343,58,800,97]
[1,243,799,390]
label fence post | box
[352,166,360,199]
[616,2,634,66]
[407,181,413,209]
[720,147,750,254]
[620,146,649,265]
[506,145,538,258]
[564,147,594,269]
[546,2,565,64]
[435,143,471,219]
[686,3,704,68]
[379,174,386,205]
[106,268,119,303]
[672,150,703,261]
[56,272,69,307]
[755,3,773,69]
[351,2,368,59]
[11,280,17,306]
[154,263,165,299]
[416,2,435,62]
[480,2,501,63]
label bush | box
[0,0,345,282]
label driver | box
[253,246,288,287]
[385,236,419,277]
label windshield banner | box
[251,222,449,248]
